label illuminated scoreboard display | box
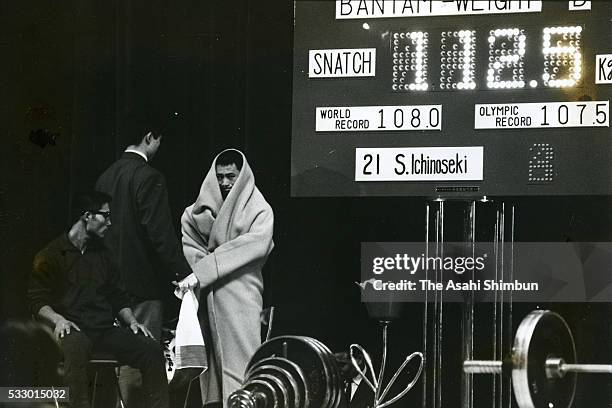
[290,0,612,197]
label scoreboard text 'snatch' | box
[291,0,612,197]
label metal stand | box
[349,321,424,408]
[423,198,515,408]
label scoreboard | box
[290,0,612,196]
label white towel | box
[168,289,207,388]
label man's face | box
[216,163,241,200]
[86,203,112,239]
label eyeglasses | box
[90,210,111,220]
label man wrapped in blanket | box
[177,149,274,407]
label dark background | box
[1,1,611,406]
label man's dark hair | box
[124,112,165,146]
[0,320,63,386]
[216,150,243,170]
[70,191,112,225]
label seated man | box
[27,191,169,408]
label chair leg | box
[114,366,127,408]
[91,370,99,408]
[182,377,195,408]
[52,385,60,408]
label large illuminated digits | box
[542,26,582,88]
[391,31,428,92]
[440,30,476,90]
[487,28,526,89]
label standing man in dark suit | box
[96,123,193,407]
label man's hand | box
[129,321,154,339]
[176,272,199,293]
[54,317,80,339]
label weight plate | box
[247,363,302,408]
[300,336,336,407]
[248,336,334,407]
[309,337,345,408]
[247,357,308,407]
[246,379,278,408]
[512,310,577,408]
[248,373,287,408]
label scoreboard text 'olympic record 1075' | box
[291,0,612,197]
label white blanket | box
[181,149,274,406]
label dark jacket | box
[27,234,131,332]
[96,152,192,300]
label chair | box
[89,352,127,408]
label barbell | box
[463,309,612,408]
[228,336,346,408]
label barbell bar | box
[463,310,612,408]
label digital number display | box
[392,24,583,92]
[487,28,526,89]
[528,143,555,184]
[291,1,612,196]
[440,30,476,90]
[391,25,582,92]
[392,31,430,91]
